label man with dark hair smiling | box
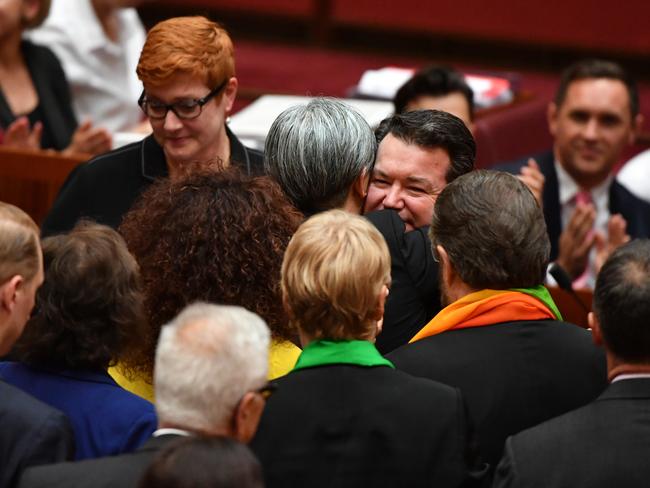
[389,170,607,469]
[500,59,650,288]
[494,239,650,488]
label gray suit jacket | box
[493,378,650,488]
[18,434,179,488]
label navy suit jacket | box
[0,380,74,488]
[493,378,650,488]
[498,151,650,260]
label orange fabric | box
[409,289,555,343]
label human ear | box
[436,245,455,289]
[547,102,559,137]
[589,312,603,347]
[0,276,23,314]
[223,77,238,114]
[233,391,265,443]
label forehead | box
[144,72,210,100]
[375,134,450,184]
[560,78,632,120]
[405,92,471,126]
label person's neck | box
[607,354,650,382]
[0,33,24,69]
[91,0,120,42]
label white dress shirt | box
[27,0,145,133]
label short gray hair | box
[155,302,270,433]
[264,97,376,215]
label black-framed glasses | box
[256,382,277,400]
[138,78,228,120]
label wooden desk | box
[0,147,86,226]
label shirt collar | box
[293,340,394,372]
[611,373,650,383]
[153,428,192,437]
[555,158,613,207]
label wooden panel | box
[0,147,85,227]
[547,286,593,329]
[154,0,314,17]
[332,0,650,55]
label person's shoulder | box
[0,381,68,428]
[20,40,62,68]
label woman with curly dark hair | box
[110,168,303,400]
[0,222,157,460]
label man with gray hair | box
[19,302,271,488]
[389,170,607,470]
[264,97,376,216]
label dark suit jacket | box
[498,151,650,260]
[251,364,488,488]
[493,378,650,488]
[366,209,441,354]
[0,381,74,488]
[388,319,608,468]
[18,434,180,488]
[41,128,264,236]
[0,41,77,151]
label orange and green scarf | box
[409,285,562,343]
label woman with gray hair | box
[264,97,376,216]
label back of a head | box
[137,16,235,89]
[12,222,149,374]
[120,169,302,364]
[594,240,650,363]
[155,303,270,435]
[282,210,390,340]
[431,170,550,289]
[555,59,638,117]
[264,98,376,215]
[375,109,475,183]
[138,436,264,488]
[393,65,475,118]
[0,202,40,286]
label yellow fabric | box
[269,340,301,380]
[108,365,154,402]
[108,340,301,403]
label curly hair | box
[12,222,152,377]
[119,169,303,373]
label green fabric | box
[293,340,394,372]
[511,285,563,321]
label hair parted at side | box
[375,109,475,184]
[555,59,639,117]
[431,170,549,289]
[119,169,302,372]
[137,16,235,89]
[264,97,376,216]
[138,437,264,488]
[282,210,390,340]
[155,303,269,434]
[594,239,650,363]
[394,65,475,118]
[0,202,40,285]
[11,222,152,377]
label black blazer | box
[498,151,650,260]
[493,378,650,488]
[251,364,488,488]
[366,209,441,354]
[0,41,77,151]
[18,434,180,488]
[0,381,74,488]
[388,319,608,468]
[41,128,264,236]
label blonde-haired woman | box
[251,209,487,488]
